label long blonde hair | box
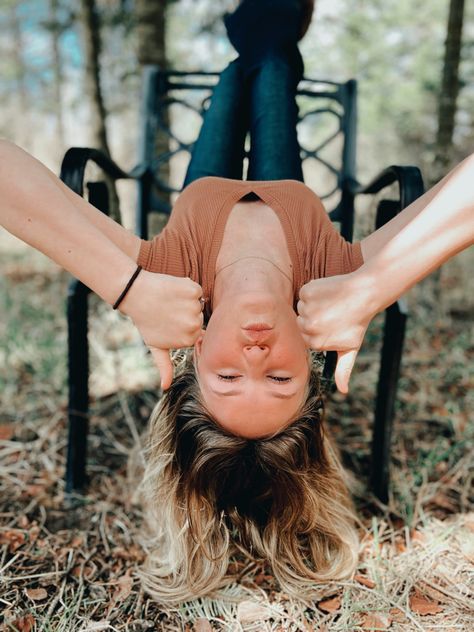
[136,354,359,603]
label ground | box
[0,233,473,631]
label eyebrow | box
[210,389,298,400]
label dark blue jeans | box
[183,3,304,186]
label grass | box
[0,235,473,631]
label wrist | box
[108,261,143,312]
[116,267,154,319]
[347,267,382,321]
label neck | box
[213,257,293,308]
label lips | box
[242,323,274,331]
[242,327,274,344]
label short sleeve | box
[310,207,364,278]
[135,227,198,280]
[324,231,364,277]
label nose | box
[243,344,270,361]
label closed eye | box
[217,375,291,382]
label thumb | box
[149,347,174,390]
[334,349,358,394]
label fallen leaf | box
[11,614,35,632]
[112,569,133,603]
[361,612,392,630]
[410,529,427,545]
[418,582,450,604]
[389,608,407,623]
[237,600,272,623]
[253,572,274,585]
[0,529,25,551]
[318,595,342,613]
[355,574,376,588]
[193,618,212,632]
[25,587,48,601]
[409,593,444,616]
[0,424,14,440]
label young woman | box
[0,0,472,603]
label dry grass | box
[0,236,473,631]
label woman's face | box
[194,291,310,438]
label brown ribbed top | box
[137,177,363,316]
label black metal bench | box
[60,65,424,502]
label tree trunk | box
[49,0,66,156]
[9,2,29,146]
[432,0,465,185]
[427,0,465,321]
[79,0,120,220]
[135,0,169,231]
[135,0,167,67]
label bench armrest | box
[59,146,147,196]
[351,165,425,225]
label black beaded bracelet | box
[113,265,142,310]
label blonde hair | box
[136,353,359,603]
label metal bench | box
[60,65,424,502]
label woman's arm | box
[297,153,474,393]
[0,139,138,305]
[359,153,474,268]
[358,153,474,311]
[1,139,141,266]
[0,139,204,387]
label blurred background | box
[0,0,472,181]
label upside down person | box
[0,0,473,603]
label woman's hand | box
[297,273,376,393]
[120,270,204,389]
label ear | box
[193,328,205,362]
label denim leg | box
[224,0,304,182]
[183,60,249,187]
[247,54,304,182]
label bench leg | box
[65,280,90,493]
[370,300,408,502]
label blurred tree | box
[135,0,167,67]
[432,0,465,185]
[7,0,29,145]
[44,0,67,152]
[135,0,170,219]
[79,0,111,156]
[79,0,120,220]
[427,0,466,318]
